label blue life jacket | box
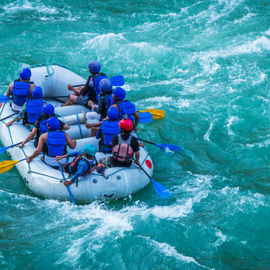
[40,118,48,134]
[25,98,44,124]
[93,74,107,102]
[34,114,55,147]
[12,80,31,106]
[46,131,66,157]
[98,120,120,153]
[105,94,113,109]
[118,100,136,121]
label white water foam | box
[226,116,239,136]
[213,229,227,247]
[136,96,190,110]
[204,120,215,141]
[83,33,126,49]
[185,0,243,26]
[2,0,58,15]
[140,236,214,270]
[265,28,270,36]
[233,12,256,24]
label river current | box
[0,1,269,269]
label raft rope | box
[76,114,83,139]
[46,65,55,77]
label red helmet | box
[119,119,133,131]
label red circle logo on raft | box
[145,159,152,169]
[0,103,2,108]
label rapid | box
[0,0,269,269]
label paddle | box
[0,113,17,121]
[136,162,171,198]
[0,158,26,174]
[137,138,181,152]
[72,75,125,88]
[58,162,76,205]
[0,142,23,155]
[139,109,165,119]
[0,95,11,103]
[109,75,124,86]
[137,112,153,123]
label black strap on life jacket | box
[69,154,91,175]
[113,143,133,163]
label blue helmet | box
[88,61,101,73]
[32,86,43,98]
[107,106,119,120]
[43,104,55,115]
[100,78,112,93]
[82,144,96,157]
[113,87,126,101]
[47,116,60,131]
[20,68,31,80]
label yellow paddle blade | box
[139,109,165,119]
[0,160,20,174]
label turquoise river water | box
[0,0,269,269]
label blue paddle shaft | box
[136,162,171,198]
[58,162,76,205]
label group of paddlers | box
[4,61,143,186]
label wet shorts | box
[76,95,89,106]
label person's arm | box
[134,151,140,165]
[6,119,15,127]
[29,83,35,94]
[6,104,26,127]
[111,135,119,147]
[19,127,38,148]
[63,124,70,130]
[85,121,102,129]
[79,76,92,96]
[65,133,76,149]
[55,151,81,161]
[55,154,68,162]
[5,82,14,96]
[133,111,140,131]
[59,120,69,130]
[26,133,47,162]
[131,136,140,164]
[94,97,106,114]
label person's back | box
[62,60,106,107]
[10,68,35,111]
[34,104,68,147]
[42,117,68,167]
[96,107,120,154]
[112,134,134,167]
[26,117,76,167]
[25,86,43,125]
[111,119,140,167]
[111,87,140,131]
[88,78,114,122]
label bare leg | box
[61,94,78,106]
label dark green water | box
[0,0,270,269]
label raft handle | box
[103,192,115,198]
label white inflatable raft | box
[0,64,153,204]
